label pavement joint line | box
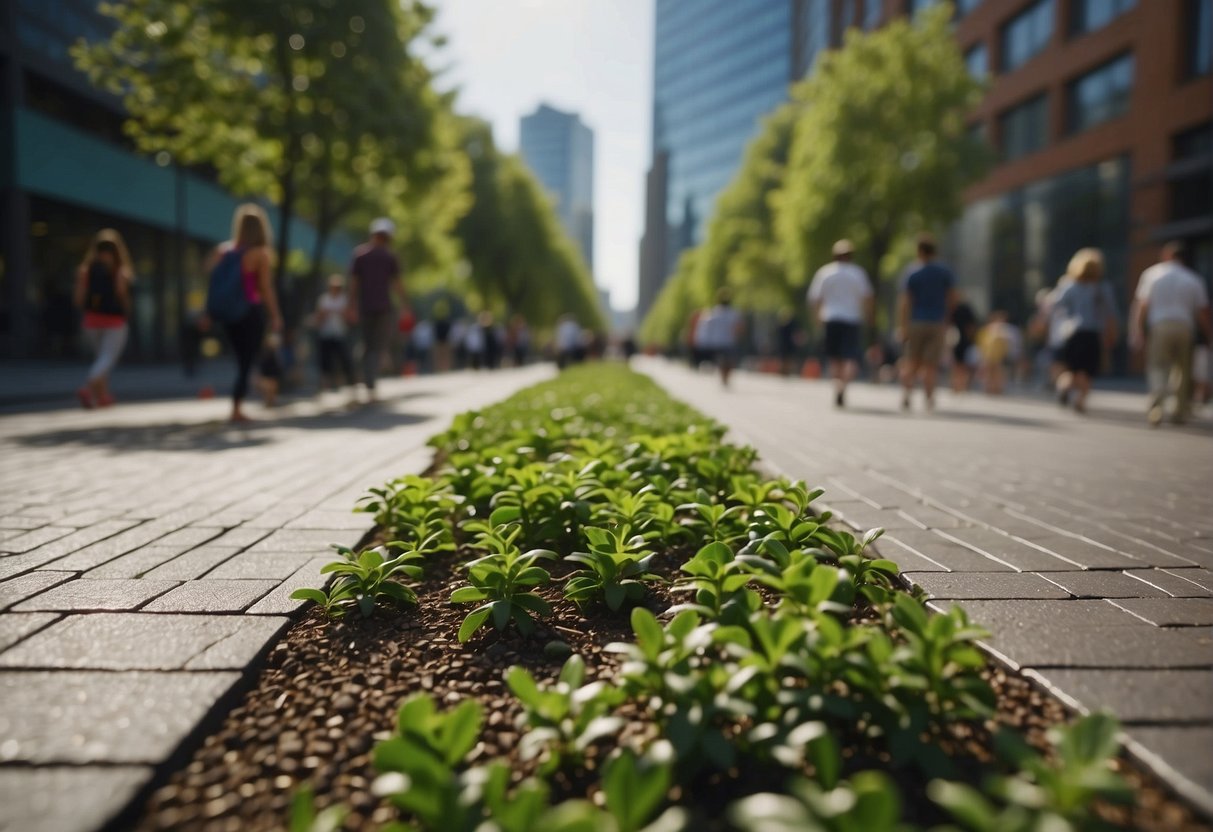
[931,529,1028,572]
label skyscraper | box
[639,0,838,321]
[519,103,595,271]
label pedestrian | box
[205,204,283,423]
[257,332,283,407]
[412,318,435,374]
[974,310,1022,395]
[1130,241,1212,426]
[1052,248,1119,414]
[949,295,979,393]
[704,288,743,387]
[432,301,454,372]
[508,315,531,366]
[897,234,957,411]
[464,316,486,370]
[776,309,801,376]
[807,239,873,407]
[555,314,582,369]
[74,229,133,408]
[478,311,501,370]
[314,274,354,391]
[348,217,403,401]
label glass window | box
[1000,94,1049,160]
[957,0,984,14]
[1169,123,1213,223]
[1189,0,1212,78]
[1070,0,1135,34]
[909,0,940,15]
[965,43,988,79]
[1067,53,1133,133]
[863,0,882,29]
[1001,0,1055,73]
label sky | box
[431,0,653,311]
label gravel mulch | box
[134,548,1213,832]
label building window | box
[909,0,940,15]
[1000,94,1049,160]
[957,0,983,15]
[1001,0,1055,72]
[863,0,882,29]
[965,43,988,79]
[1067,53,1133,134]
[1188,0,1212,78]
[1170,122,1213,223]
[1070,0,1135,35]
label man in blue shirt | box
[898,235,957,411]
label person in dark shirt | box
[348,217,403,400]
[950,297,978,392]
[897,234,957,411]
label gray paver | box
[0,571,75,610]
[1127,569,1213,598]
[1110,598,1213,627]
[0,612,59,652]
[1164,568,1213,592]
[140,545,241,580]
[885,529,1012,571]
[1026,535,1170,570]
[247,557,331,615]
[941,528,1078,571]
[202,526,271,549]
[143,579,277,613]
[1125,726,1213,795]
[47,522,180,572]
[1026,668,1213,722]
[284,509,375,530]
[0,525,75,554]
[0,765,153,832]
[0,613,288,669]
[0,670,240,763]
[905,571,1071,600]
[246,528,360,551]
[10,578,180,612]
[85,544,194,579]
[1040,571,1171,598]
[19,520,140,568]
[205,549,321,579]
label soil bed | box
[135,545,1211,832]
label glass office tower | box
[519,104,595,271]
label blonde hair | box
[80,228,132,277]
[232,203,272,250]
[1066,248,1104,283]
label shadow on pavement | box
[11,393,435,453]
[841,404,1054,430]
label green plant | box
[564,526,664,610]
[888,594,995,720]
[290,543,424,619]
[670,540,760,622]
[450,524,557,642]
[730,771,906,832]
[930,713,1132,832]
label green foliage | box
[565,526,663,610]
[450,524,557,642]
[290,543,424,619]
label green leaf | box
[603,751,669,832]
[290,588,330,604]
[507,666,543,706]
[458,606,493,643]
[439,699,483,765]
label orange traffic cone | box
[800,359,821,379]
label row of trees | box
[74,0,604,331]
[639,6,989,346]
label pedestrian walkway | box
[0,367,551,832]
[643,359,1213,815]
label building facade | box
[0,0,351,361]
[519,103,595,271]
[638,0,1212,336]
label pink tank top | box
[240,251,262,304]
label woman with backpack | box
[205,204,283,423]
[74,229,133,408]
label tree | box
[776,4,989,312]
[75,0,440,300]
[639,248,700,349]
[453,119,604,332]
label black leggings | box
[224,306,265,403]
[317,336,353,383]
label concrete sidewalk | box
[0,367,551,832]
[643,359,1213,815]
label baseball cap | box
[370,217,396,236]
[832,239,855,256]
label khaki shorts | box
[905,322,947,366]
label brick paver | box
[0,368,550,830]
[644,360,1213,814]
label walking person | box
[1052,248,1119,414]
[74,229,133,408]
[314,274,354,391]
[704,288,744,387]
[949,295,979,393]
[897,235,957,411]
[807,239,873,407]
[205,204,282,423]
[1131,241,1212,426]
[348,217,403,400]
[555,314,582,369]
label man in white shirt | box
[1131,241,1212,426]
[807,239,874,407]
[704,288,743,387]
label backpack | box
[206,248,251,323]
